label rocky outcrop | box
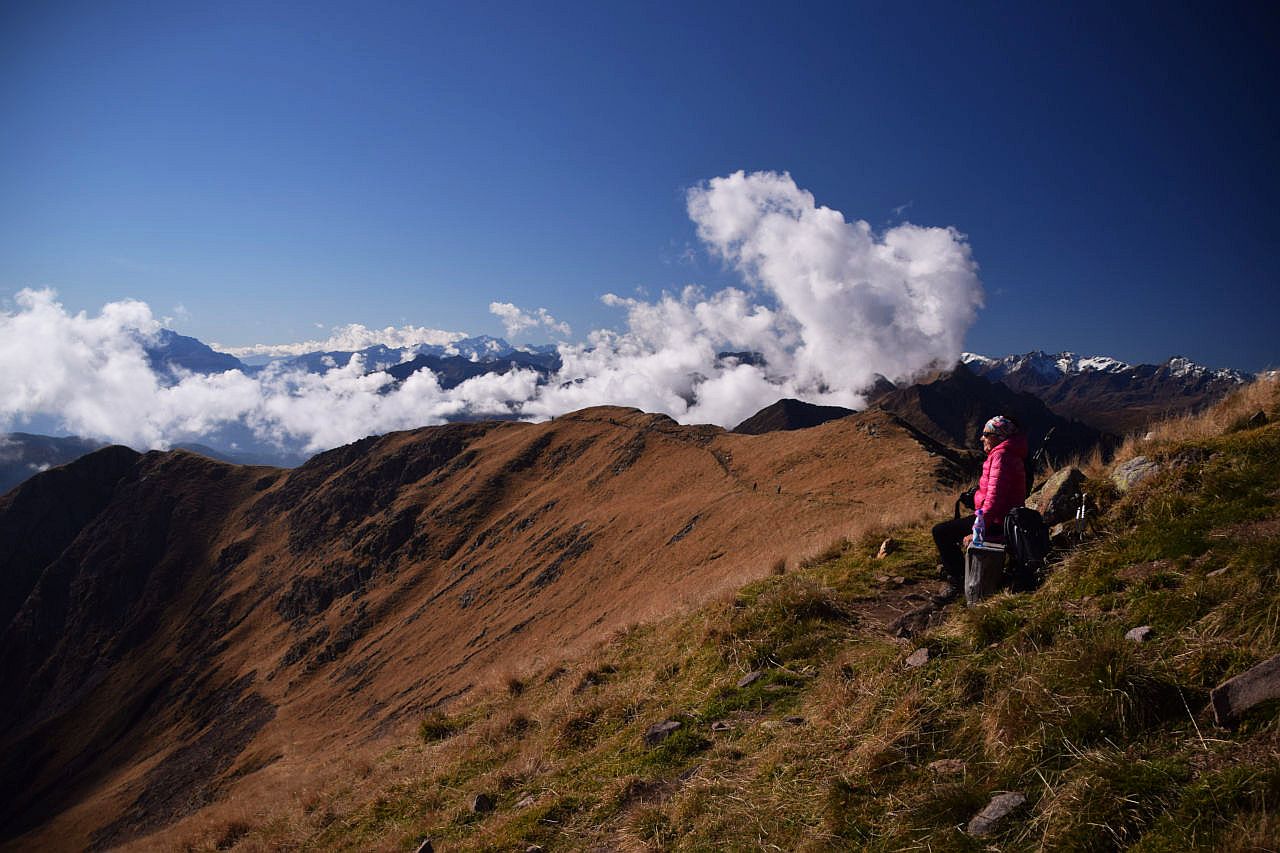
[1029,467,1086,526]
[1112,456,1161,492]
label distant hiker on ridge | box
[933,415,1028,593]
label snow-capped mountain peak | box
[960,350,1253,433]
[1075,355,1131,373]
[1162,356,1250,384]
[964,350,1134,379]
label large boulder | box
[1029,467,1086,526]
[1112,455,1160,493]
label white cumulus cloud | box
[1,171,983,454]
[686,170,982,395]
[489,302,572,339]
[217,323,467,358]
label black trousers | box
[932,514,976,584]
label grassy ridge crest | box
[187,380,1280,851]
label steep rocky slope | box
[1,405,962,850]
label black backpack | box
[1003,506,1051,591]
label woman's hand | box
[962,534,973,548]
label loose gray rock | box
[1112,456,1160,493]
[1030,467,1086,525]
[876,538,898,559]
[1247,410,1268,429]
[1211,652,1280,725]
[515,795,538,808]
[710,720,732,733]
[892,575,906,585]
[928,758,966,775]
[414,840,434,853]
[783,715,805,726]
[890,599,946,640]
[471,793,495,813]
[905,647,930,668]
[644,720,682,746]
[736,670,763,689]
[1049,521,1077,548]
[967,791,1027,837]
[1207,567,1229,578]
[1126,625,1154,643]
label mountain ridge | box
[0,404,963,849]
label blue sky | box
[2,0,1277,370]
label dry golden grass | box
[1041,375,1280,487]
[1113,373,1280,464]
[165,386,1280,851]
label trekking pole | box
[1075,492,1088,544]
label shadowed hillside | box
[874,364,1111,469]
[132,378,1280,852]
[731,398,854,435]
[0,406,964,850]
[0,433,106,495]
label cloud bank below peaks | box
[0,171,983,453]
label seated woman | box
[932,415,1028,590]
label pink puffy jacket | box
[974,432,1028,532]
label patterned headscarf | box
[983,415,1017,440]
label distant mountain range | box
[961,351,1251,434]
[0,335,1253,497]
[5,331,561,490]
[146,330,561,380]
[143,330,244,378]
[146,329,1250,440]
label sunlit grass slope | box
[186,379,1280,852]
